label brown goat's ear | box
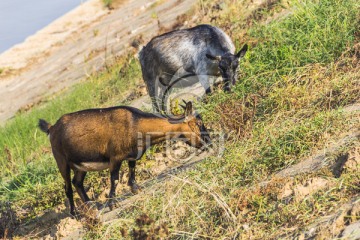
[184,101,195,122]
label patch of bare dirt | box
[343,146,360,172]
[278,177,334,202]
[13,206,83,239]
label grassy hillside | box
[0,0,359,239]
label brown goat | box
[38,102,210,216]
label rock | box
[339,221,360,239]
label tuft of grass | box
[102,0,126,10]
[102,0,113,9]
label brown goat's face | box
[183,102,211,148]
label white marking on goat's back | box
[73,162,110,172]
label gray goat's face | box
[219,53,240,92]
[207,44,248,92]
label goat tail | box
[38,119,52,135]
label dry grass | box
[214,94,258,139]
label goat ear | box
[184,101,195,122]
[236,44,248,58]
[206,53,221,61]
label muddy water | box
[0,0,86,54]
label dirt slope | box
[0,0,196,124]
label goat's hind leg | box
[52,149,76,217]
[72,170,90,202]
[128,160,140,194]
[60,164,76,217]
[108,160,122,210]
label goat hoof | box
[109,203,114,211]
[131,188,138,194]
[70,210,81,220]
[130,184,141,194]
[108,200,118,211]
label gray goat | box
[139,24,248,111]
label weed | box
[103,0,113,9]
[93,29,99,37]
[102,0,126,10]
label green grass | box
[0,0,359,238]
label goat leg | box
[128,160,140,194]
[72,170,90,202]
[56,159,77,217]
[108,160,122,210]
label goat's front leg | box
[108,160,122,210]
[128,160,140,194]
[198,75,212,94]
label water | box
[0,0,86,54]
